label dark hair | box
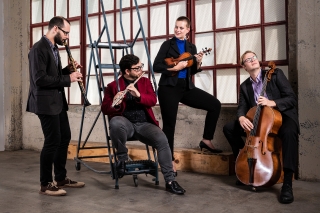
[176,16,191,28]
[119,54,140,75]
[48,16,70,30]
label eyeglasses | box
[57,26,69,36]
[130,63,144,71]
[243,55,257,64]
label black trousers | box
[223,114,298,172]
[158,79,221,160]
[38,110,71,186]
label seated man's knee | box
[110,116,126,128]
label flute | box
[111,72,145,108]
[63,41,91,107]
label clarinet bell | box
[83,97,91,107]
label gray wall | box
[1,0,319,181]
[1,0,29,151]
[297,0,320,181]
[0,0,4,151]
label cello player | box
[223,50,299,204]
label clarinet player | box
[27,16,85,196]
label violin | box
[235,61,283,189]
[164,47,212,68]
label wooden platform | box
[68,141,235,176]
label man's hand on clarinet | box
[68,60,83,72]
[70,72,83,82]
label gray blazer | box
[237,68,299,132]
[26,36,71,115]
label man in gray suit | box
[223,50,299,204]
[27,16,85,196]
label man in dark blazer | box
[27,16,85,196]
[223,50,299,204]
[101,54,185,195]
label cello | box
[235,61,283,188]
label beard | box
[128,72,140,80]
[54,32,64,46]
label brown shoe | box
[55,177,85,188]
[39,182,67,196]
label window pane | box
[240,68,249,84]
[239,0,260,26]
[102,0,114,11]
[69,82,82,104]
[32,27,43,45]
[88,0,99,14]
[133,7,148,39]
[265,25,286,61]
[87,16,99,44]
[86,49,96,76]
[116,10,131,40]
[240,28,262,60]
[116,0,130,9]
[265,0,285,22]
[69,21,80,46]
[150,0,166,2]
[217,69,237,104]
[32,0,42,23]
[44,0,54,22]
[101,13,115,42]
[216,31,237,64]
[195,70,214,95]
[133,41,148,67]
[56,0,67,17]
[195,0,212,32]
[101,49,115,74]
[150,39,166,65]
[169,1,186,32]
[69,0,81,17]
[134,0,148,5]
[195,33,214,66]
[150,5,166,36]
[216,0,235,29]
[87,76,103,105]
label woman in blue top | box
[153,16,222,175]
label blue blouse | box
[176,37,187,78]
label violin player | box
[223,50,299,204]
[153,16,222,176]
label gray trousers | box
[109,116,175,183]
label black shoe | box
[199,141,222,153]
[116,160,126,178]
[279,183,294,204]
[166,181,185,195]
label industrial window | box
[30,0,287,105]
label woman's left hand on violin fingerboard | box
[194,52,204,63]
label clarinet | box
[63,41,91,107]
[111,72,145,108]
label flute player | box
[101,54,186,195]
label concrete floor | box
[1,150,320,213]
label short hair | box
[240,50,257,65]
[48,16,70,30]
[119,54,140,75]
[176,16,191,28]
